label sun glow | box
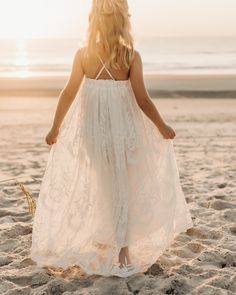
[0,0,46,39]
[15,40,29,65]
[15,40,31,78]
[0,0,89,40]
[0,0,235,41]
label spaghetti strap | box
[95,55,115,80]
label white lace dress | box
[30,57,194,277]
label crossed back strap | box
[95,55,115,80]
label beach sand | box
[0,96,235,294]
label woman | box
[30,0,194,277]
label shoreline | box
[0,73,236,98]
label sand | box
[0,96,235,294]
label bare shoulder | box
[133,50,142,60]
[74,46,87,60]
[72,46,88,72]
[130,50,143,73]
[130,50,143,69]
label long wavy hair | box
[86,0,134,70]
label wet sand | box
[0,96,235,294]
[0,73,236,98]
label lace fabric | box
[30,77,194,277]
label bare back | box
[81,48,130,81]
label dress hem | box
[30,219,194,278]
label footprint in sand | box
[222,209,236,223]
[210,200,235,211]
[187,242,205,254]
[229,226,236,235]
[214,195,227,200]
[186,227,208,239]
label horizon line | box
[0,35,236,41]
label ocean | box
[0,36,236,78]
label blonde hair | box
[86,0,134,70]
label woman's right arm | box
[46,48,84,145]
[129,50,176,139]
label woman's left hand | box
[158,123,176,139]
[45,128,59,145]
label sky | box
[0,0,235,39]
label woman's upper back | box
[63,46,150,111]
[81,47,132,81]
[79,47,150,110]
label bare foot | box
[118,246,132,268]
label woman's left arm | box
[46,48,84,145]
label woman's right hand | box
[158,123,176,139]
[45,128,59,145]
